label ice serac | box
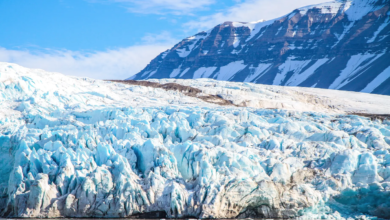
[1,63,390,219]
[129,0,390,95]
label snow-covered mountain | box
[1,63,390,219]
[130,0,390,95]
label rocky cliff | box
[129,0,390,95]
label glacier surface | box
[1,63,390,219]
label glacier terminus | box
[1,62,390,219]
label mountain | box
[129,0,390,95]
[1,63,390,219]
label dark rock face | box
[129,0,390,95]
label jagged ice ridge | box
[1,63,390,219]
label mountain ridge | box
[129,0,390,95]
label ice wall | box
[1,104,390,219]
[1,63,390,219]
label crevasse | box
[1,63,390,219]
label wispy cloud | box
[184,0,329,31]
[1,0,332,80]
[92,0,215,15]
[0,32,178,80]
[141,31,178,44]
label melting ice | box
[0,63,390,219]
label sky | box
[0,0,329,79]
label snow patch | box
[367,16,390,43]
[176,35,204,58]
[361,65,390,93]
[286,58,329,86]
[216,61,247,81]
[273,57,311,85]
[179,67,190,77]
[298,2,344,17]
[329,53,382,90]
[193,67,218,79]
[246,19,277,42]
[244,64,273,82]
[332,21,355,48]
[344,0,385,21]
[233,34,240,48]
[169,65,183,78]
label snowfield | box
[1,62,390,219]
[152,78,390,115]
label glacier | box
[1,63,390,219]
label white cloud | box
[100,0,215,15]
[141,31,177,44]
[0,46,168,80]
[184,0,329,31]
[0,32,178,80]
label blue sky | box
[0,0,328,79]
